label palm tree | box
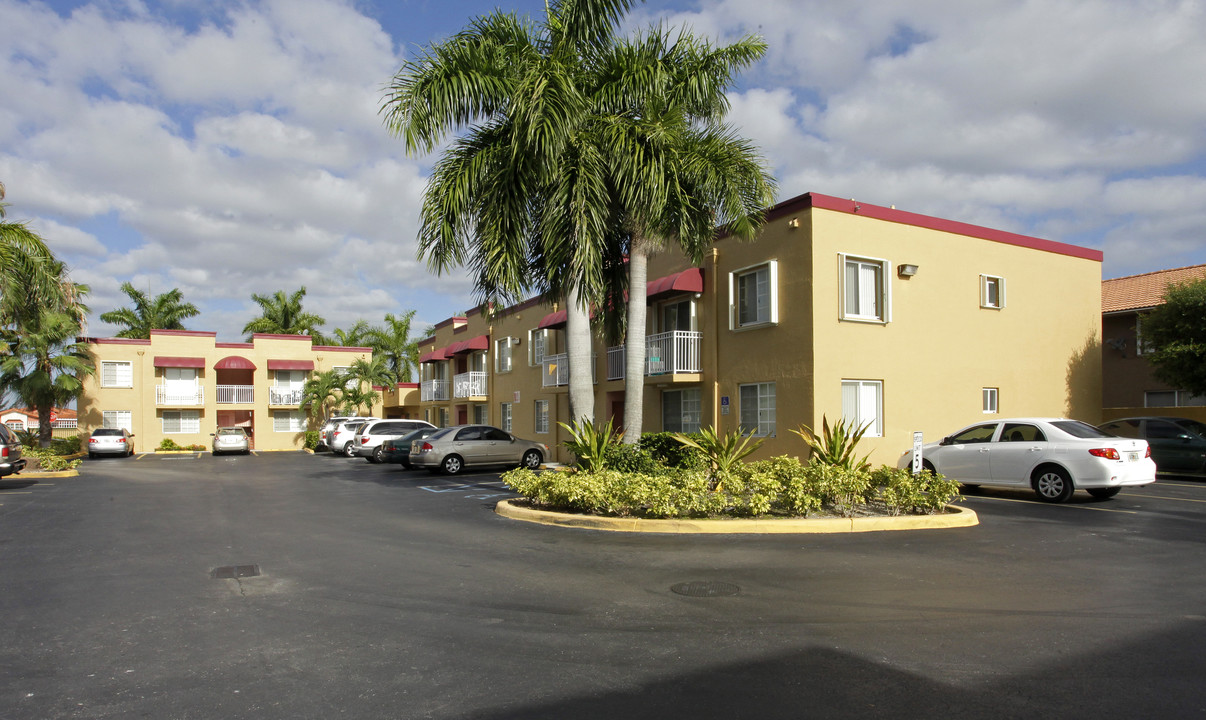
[382,0,643,425]
[242,287,327,344]
[598,29,777,442]
[299,369,345,424]
[331,320,373,347]
[0,182,82,327]
[338,384,380,416]
[347,355,395,392]
[99,282,200,339]
[0,308,94,447]
[363,311,419,384]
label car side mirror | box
[939,436,952,446]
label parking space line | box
[965,495,1138,513]
[1126,493,1206,503]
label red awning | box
[153,356,205,368]
[419,347,448,363]
[213,355,256,370]
[447,335,490,355]
[647,267,704,300]
[538,310,567,329]
[266,359,315,371]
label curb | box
[14,469,79,478]
[494,500,978,534]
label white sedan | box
[899,418,1156,502]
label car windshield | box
[1051,420,1113,439]
[1178,419,1206,438]
[92,429,123,437]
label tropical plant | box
[338,384,380,416]
[0,308,95,448]
[299,368,346,423]
[0,182,73,324]
[331,320,373,348]
[98,282,200,339]
[560,417,623,472]
[671,425,765,489]
[346,355,394,393]
[1138,278,1206,396]
[242,287,327,343]
[791,415,873,472]
[363,310,419,383]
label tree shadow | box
[1066,331,1103,421]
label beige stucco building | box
[412,191,1105,466]
[77,330,376,451]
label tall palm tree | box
[99,282,200,339]
[0,308,94,447]
[242,287,327,344]
[363,311,419,384]
[347,355,395,392]
[598,29,777,442]
[331,320,373,347]
[0,182,82,327]
[383,0,641,425]
[300,368,345,425]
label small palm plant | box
[560,418,623,473]
[672,426,765,490]
[791,415,873,471]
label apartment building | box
[77,330,372,451]
[408,191,1105,466]
[1101,264,1206,423]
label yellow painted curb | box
[494,500,978,534]
[14,469,79,478]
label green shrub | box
[560,418,622,472]
[600,443,664,474]
[21,445,82,472]
[671,426,766,489]
[802,461,871,517]
[740,456,823,516]
[869,466,961,515]
[638,432,706,468]
[304,430,321,450]
[52,434,85,456]
[158,438,183,451]
[791,415,872,471]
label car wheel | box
[1088,487,1122,500]
[342,442,356,457]
[373,446,385,463]
[521,449,543,470]
[1032,466,1074,503]
[441,455,463,475]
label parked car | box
[330,420,375,457]
[899,418,1156,502]
[353,419,436,462]
[1097,416,1206,478]
[409,425,548,475]
[0,424,26,477]
[211,427,251,456]
[321,416,377,452]
[379,427,440,467]
[88,428,136,458]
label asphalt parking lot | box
[2,452,1205,719]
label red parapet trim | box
[313,345,372,353]
[216,342,254,349]
[251,333,312,341]
[84,337,151,345]
[395,382,419,389]
[800,192,1103,262]
[149,329,218,337]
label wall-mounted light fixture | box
[898,264,919,277]
[787,217,800,229]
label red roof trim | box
[153,356,206,368]
[216,342,253,349]
[86,337,151,346]
[149,329,217,338]
[395,382,420,389]
[252,333,313,341]
[266,359,315,371]
[314,345,372,353]
[214,356,257,370]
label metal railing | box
[155,385,205,406]
[269,387,304,406]
[421,379,450,402]
[216,385,255,404]
[605,331,703,379]
[453,371,488,398]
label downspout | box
[709,247,721,432]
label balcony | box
[155,385,204,406]
[453,371,488,399]
[606,331,703,380]
[541,353,597,388]
[215,385,255,404]
[421,379,450,402]
[268,387,304,406]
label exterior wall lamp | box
[898,264,919,277]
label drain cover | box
[210,565,261,579]
[670,581,740,597]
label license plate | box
[1126,451,1140,462]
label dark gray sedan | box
[409,425,547,475]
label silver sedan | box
[409,425,548,475]
[211,427,251,455]
[88,428,135,458]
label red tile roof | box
[1102,264,1206,313]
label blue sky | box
[3,0,1204,341]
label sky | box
[3,0,1204,342]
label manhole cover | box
[670,581,740,597]
[210,565,261,579]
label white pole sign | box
[911,431,924,474]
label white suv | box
[330,419,377,457]
[320,416,377,452]
[353,419,436,462]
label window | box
[951,423,998,444]
[1000,423,1045,442]
[1145,390,1206,407]
[729,261,778,329]
[1135,316,1153,356]
[983,387,999,414]
[161,410,200,434]
[662,388,702,433]
[500,402,512,432]
[103,410,133,431]
[437,408,449,427]
[841,255,890,322]
[739,382,776,437]
[841,379,883,437]
[981,275,1006,309]
[496,338,514,373]
[101,361,133,388]
[333,365,356,389]
[529,329,547,366]
[473,404,488,424]
[273,410,306,432]
[534,399,549,434]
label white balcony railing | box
[541,353,597,387]
[155,385,204,406]
[605,331,703,380]
[215,385,255,404]
[421,379,450,402]
[269,387,304,406]
[453,371,488,398]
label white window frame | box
[980,274,1006,309]
[983,387,999,414]
[662,388,702,434]
[500,402,513,432]
[529,329,548,366]
[103,410,133,431]
[161,410,200,434]
[1135,315,1153,356]
[738,382,776,437]
[332,365,356,389]
[273,410,306,432]
[437,407,449,428]
[841,379,883,437]
[101,361,134,388]
[495,337,514,373]
[840,254,891,323]
[534,399,549,434]
[472,404,488,425]
[728,260,779,330]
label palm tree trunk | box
[622,242,649,444]
[565,280,594,426]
